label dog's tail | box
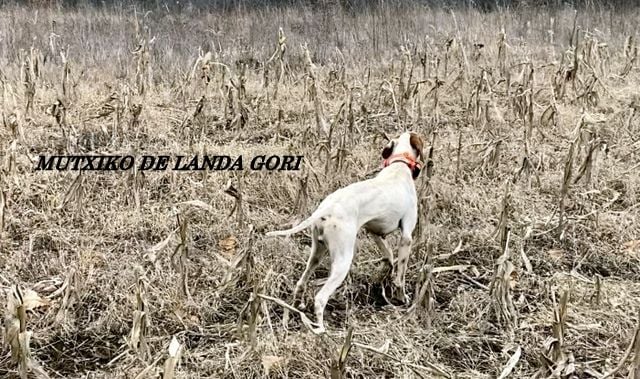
[265,213,320,237]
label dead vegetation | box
[1,2,640,378]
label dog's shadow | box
[349,261,407,308]
[305,260,405,313]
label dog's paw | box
[310,325,327,335]
[390,286,410,306]
[381,285,406,307]
[307,319,327,335]
[292,296,307,311]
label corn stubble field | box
[1,1,640,378]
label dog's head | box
[381,131,424,178]
[382,132,424,160]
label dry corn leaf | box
[202,52,212,65]
[168,336,182,357]
[432,264,469,273]
[540,105,555,127]
[497,345,521,379]
[129,310,146,351]
[622,240,640,254]
[509,270,519,290]
[7,288,50,316]
[172,305,186,319]
[218,235,238,258]
[3,317,20,356]
[21,289,50,311]
[18,329,53,379]
[18,331,33,360]
[547,249,564,260]
[79,250,107,268]
[176,200,214,212]
[262,355,285,376]
[32,278,64,295]
[163,335,183,379]
[148,231,176,254]
[17,329,51,379]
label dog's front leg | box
[372,235,394,268]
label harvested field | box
[1,1,640,378]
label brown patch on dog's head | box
[382,140,395,159]
[409,132,424,160]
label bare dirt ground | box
[1,2,640,378]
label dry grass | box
[1,1,640,378]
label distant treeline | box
[3,0,639,11]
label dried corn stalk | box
[129,275,151,361]
[620,35,638,78]
[171,214,192,301]
[537,290,574,378]
[489,230,518,334]
[302,43,329,136]
[265,27,286,100]
[330,327,354,379]
[53,268,76,326]
[409,244,435,327]
[557,134,578,240]
[3,285,50,379]
[0,187,5,235]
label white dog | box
[266,131,424,334]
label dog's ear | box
[382,140,395,159]
[409,132,424,160]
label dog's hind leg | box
[284,225,327,330]
[293,225,326,310]
[312,228,356,334]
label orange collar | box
[382,152,422,179]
